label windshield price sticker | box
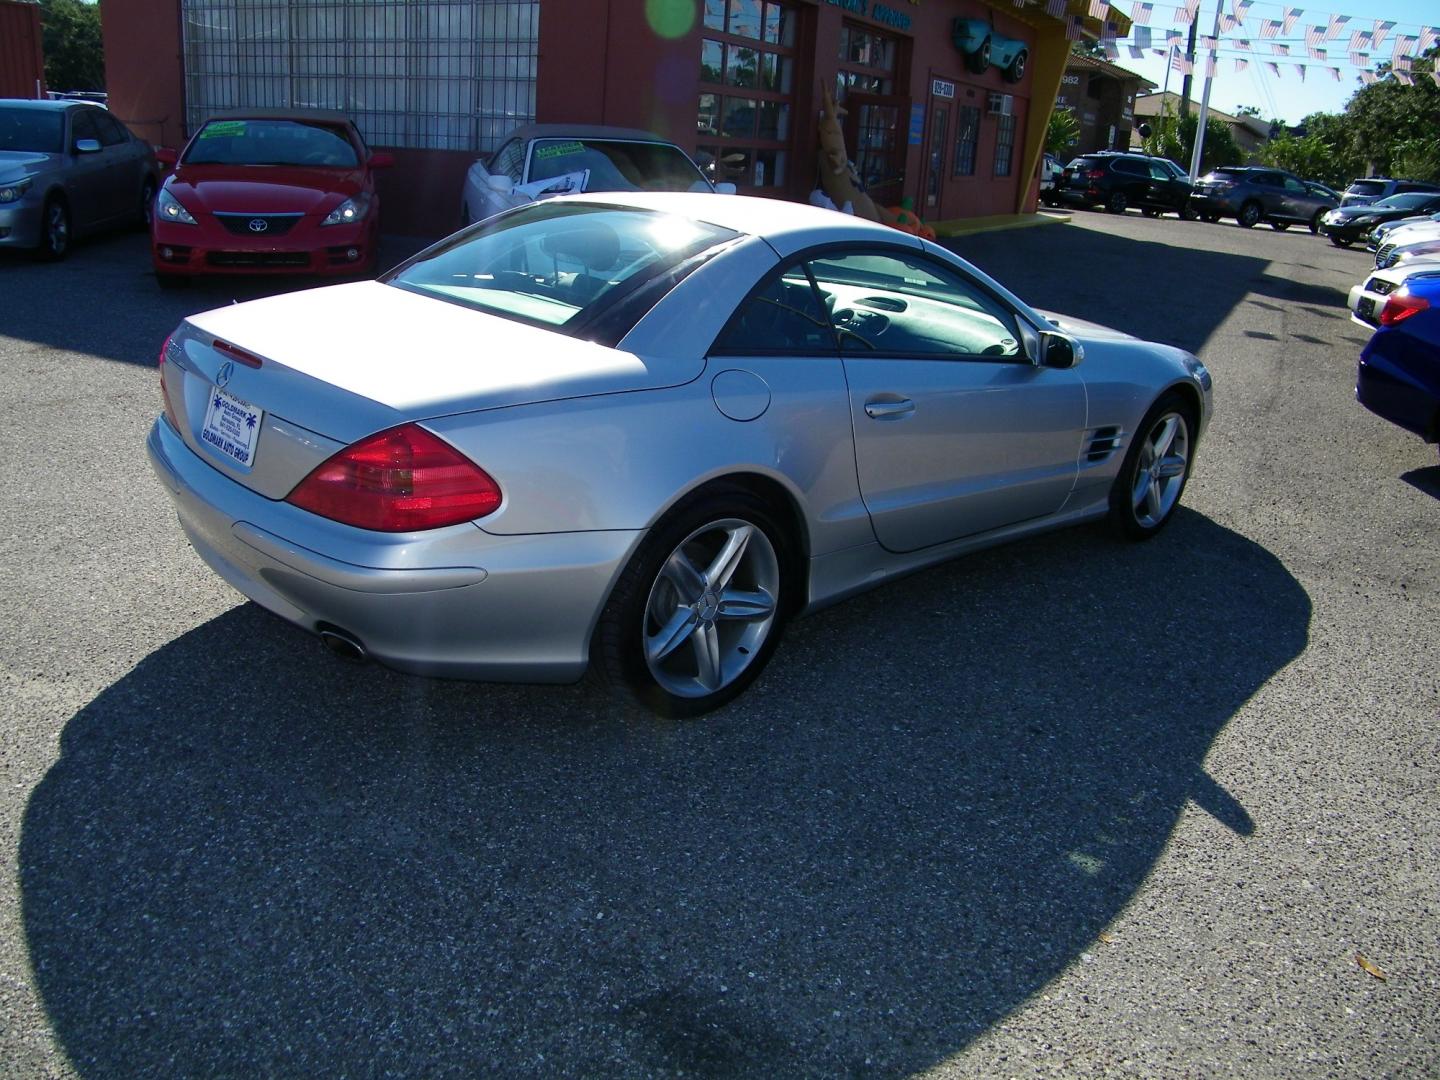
[201,387,264,470]
[200,121,248,139]
[534,141,586,160]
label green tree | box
[39,0,104,92]
[1139,110,1242,173]
[1046,107,1080,156]
[1258,133,1342,185]
[1339,49,1440,175]
[1389,137,1440,183]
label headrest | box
[540,224,620,271]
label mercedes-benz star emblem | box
[248,218,269,233]
[215,360,234,388]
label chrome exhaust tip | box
[318,627,367,664]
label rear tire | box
[1180,205,1198,221]
[1109,393,1195,541]
[1107,191,1128,214]
[594,488,793,717]
[1310,209,1325,234]
[1270,220,1290,231]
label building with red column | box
[100,0,1121,235]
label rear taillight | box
[1086,169,1106,180]
[1378,291,1431,326]
[157,334,180,430]
[286,423,502,532]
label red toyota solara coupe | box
[151,109,392,284]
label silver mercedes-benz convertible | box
[147,192,1212,715]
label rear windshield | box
[1347,180,1387,196]
[183,119,360,167]
[529,139,709,193]
[0,108,64,154]
[387,202,737,332]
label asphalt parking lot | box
[0,212,1435,1078]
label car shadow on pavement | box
[946,227,1348,355]
[0,232,439,368]
[21,510,1310,1078]
[1401,464,1440,499]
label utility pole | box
[1179,16,1199,117]
[1188,0,1224,181]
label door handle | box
[864,398,915,419]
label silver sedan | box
[146,193,1213,715]
[0,98,158,258]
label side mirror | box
[713,182,737,195]
[74,138,101,155]
[369,151,395,169]
[155,147,178,167]
[485,174,515,195]
[1038,331,1083,369]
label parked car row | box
[1047,151,1440,251]
[2,99,731,289]
[1344,211,1440,463]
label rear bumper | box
[146,417,644,682]
[1357,331,1440,442]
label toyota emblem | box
[215,360,234,388]
[248,218,269,233]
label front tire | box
[1110,393,1195,541]
[595,489,791,716]
[34,196,70,261]
[1238,201,1262,228]
[968,39,991,74]
[137,177,157,230]
[1330,236,1352,248]
[1270,220,1290,231]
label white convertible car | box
[459,124,731,228]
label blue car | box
[951,18,1029,82]
[1357,272,1440,458]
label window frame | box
[993,113,1016,179]
[952,104,980,178]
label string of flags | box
[1060,0,1439,87]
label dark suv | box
[1056,153,1195,217]
[1340,177,1440,208]
[1188,166,1338,231]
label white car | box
[1375,227,1440,271]
[460,124,731,227]
[1347,260,1440,329]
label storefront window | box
[953,106,979,177]
[994,114,1015,177]
[836,21,904,202]
[697,0,798,192]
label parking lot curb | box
[930,211,1071,239]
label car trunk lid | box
[163,280,695,499]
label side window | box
[1283,177,1305,194]
[69,108,101,147]
[805,250,1023,359]
[94,111,130,147]
[1114,159,1144,176]
[712,265,836,354]
[1148,162,1172,181]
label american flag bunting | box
[1294,64,1306,81]
[1233,0,1252,25]
[1281,8,1301,35]
[1234,58,1249,72]
[1270,43,1290,56]
[1260,19,1281,40]
[1265,61,1282,77]
[1089,0,1108,19]
[1325,15,1349,41]
[1132,2,1153,25]
[1371,20,1395,50]
[1330,67,1342,81]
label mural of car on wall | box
[951,19,1028,82]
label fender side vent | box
[1085,426,1123,463]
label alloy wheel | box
[642,518,780,699]
[1130,412,1191,530]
